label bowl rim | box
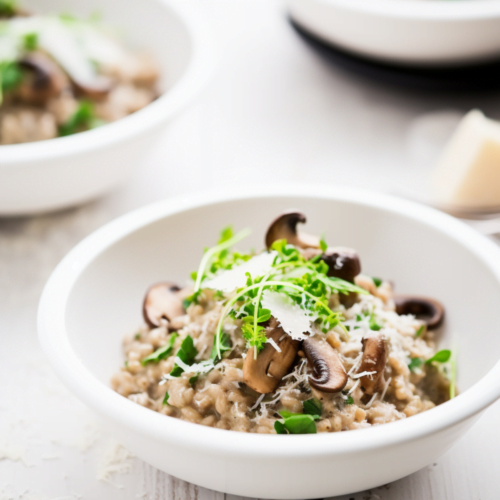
[0,0,215,166]
[299,0,500,21]
[38,185,500,457]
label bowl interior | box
[22,0,192,93]
[64,195,500,398]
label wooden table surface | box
[1,1,499,498]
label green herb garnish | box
[169,335,197,377]
[415,325,425,337]
[368,311,382,331]
[408,357,423,372]
[193,227,252,292]
[23,32,38,51]
[163,392,170,405]
[372,277,382,287]
[0,61,23,104]
[319,234,328,253]
[303,398,322,417]
[59,100,106,136]
[0,0,16,16]
[274,410,319,434]
[141,333,178,366]
[425,349,451,365]
[345,395,354,405]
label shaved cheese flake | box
[203,252,277,292]
[261,290,312,340]
[266,338,281,352]
[351,370,377,380]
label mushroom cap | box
[357,333,388,395]
[303,335,347,393]
[17,53,69,105]
[142,282,184,329]
[243,318,299,394]
[265,211,320,250]
[321,246,361,283]
[394,295,444,330]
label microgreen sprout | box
[194,227,252,292]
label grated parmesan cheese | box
[203,251,277,292]
[261,290,312,340]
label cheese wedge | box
[431,109,500,209]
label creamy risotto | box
[112,212,454,434]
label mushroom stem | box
[357,333,388,395]
[243,317,300,394]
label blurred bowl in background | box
[0,0,214,216]
[289,0,500,67]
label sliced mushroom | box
[321,246,361,282]
[243,317,300,394]
[265,211,320,249]
[357,333,387,395]
[17,53,69,105]
[303,335,347,393]
[394,296,444,330]
[142,282,184,328]
[72,78,112,101]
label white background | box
[1,0,499,498]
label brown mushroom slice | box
[357,333,387,395]
[394,295,444,330]
[321,246,361,282]
[243,318,300,394]
[303,335,347,393]
[142,282,184,328]
[17,53,69,105]
[72,77,112,101]
[265,211,320,249]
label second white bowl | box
[289,0,500,66]
[0,0,214,215]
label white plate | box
[38,186,500,498]
[289,0,500,66]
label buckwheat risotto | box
[112,212,454,434]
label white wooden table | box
[1,1,499,498]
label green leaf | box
[303,398,322,418]
[162,392,170,405]
[0,61,23,94]
[345,395,354,405]
[372,277,382,287]
[23,32,38,51]
[134,333,141,340]
[319,234,328,253]
[425,349,451,365]
[274,421,288,434]
[415,325,425,337]
[0,0,16,16]
[218,226,234,244]
[169,335,198,377]
[369,311,382,331]
[241,322,267,353]
[278,411,318,434]
[408,357,423,372]
[59,100,105,137]
[141,333,178,366]
[210,332,231,362]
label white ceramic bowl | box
[289,0,500,66]
[38,186,500,498]
[0,0,213,216]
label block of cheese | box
[431,109,500,209]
